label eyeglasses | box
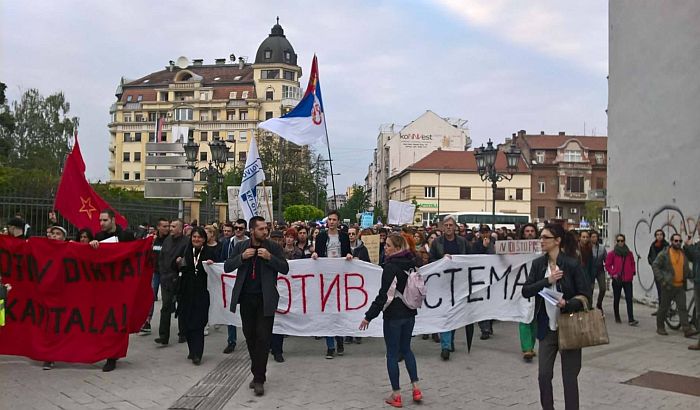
[540,235,555,240]
[616,240,625,243]
[672,240,681,243]
[348,233,356,236]
[235,227,245,231]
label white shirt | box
[544,264,561,331]
[327,233,341,258]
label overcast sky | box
[1,0,608,193]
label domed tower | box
[253,18,303,120]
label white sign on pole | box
[227,186,273,222]
[205,254,537,337]
[388,200,416,225]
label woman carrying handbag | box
[522,223,592,410]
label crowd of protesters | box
[2,209,700,408]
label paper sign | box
[361,234,380,264]
[388,200,416,225]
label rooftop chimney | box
[193,59,203,66]
[558,131,565,136]
[540,131,545,135]
[518,130,526,138]
[238,57,245,70]
[215,58,226,65]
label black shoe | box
[325,348,335,359]
[336,344,344,356]
[480,333,490,340]
[354,337,362,344]
[192,357,201,365]
[178,335,186,343]
[253,383,264,396]
[187,353,193,360]
[629,320,639,326]
[344,336,354,344]
[102,359,117,372]
[615,318,622,324]
[154,337,168,346]
[273,353,285,363]
[139,322,151,334]
[249,380,255,389]
[440,349,450,361]
[422,334,430,340]
[651,311,658,316]
[432,334,440,343]
[223,343,236,354]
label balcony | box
[557,191,588,202]
[170,82,198,89]
[227,100,248,107]
[124,102,141,110]
[281,97,300,109]
[588,189,607,201]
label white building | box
[366,110,471,211]
[607,1,700,303]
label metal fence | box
[0,190,180,238]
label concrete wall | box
[608,0,700,302]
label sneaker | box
[325,348,335,359]
[139,322,152,334]
[385,393,402,408]
[273,353,285,363]
[223,343,236,354]
[102,358,117,372]
[523,351,534,363]
[336,343,344,356]
[154,337,168,346]
[480,333,490,340]
[440,348,450,361]
[628,320,639,326]
[42,361,54,370]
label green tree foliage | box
[1,88,78,175]
[373,201,386,225]
[583,200,604,226]
[339,185,370,223]
[283,204,324,223]
[0,82,16,166]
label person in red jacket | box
[605,234,639,326]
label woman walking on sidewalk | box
[359,234,422,408]
[522,223,591,410]
[605,234,639,326]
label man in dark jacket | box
[154,219,189,346]
[89,209,136,372]
[141,218,170,334]
[428,214,470,360]
[225,216,289,396]
[647,229,669,315]
[220,219,248,354]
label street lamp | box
[473,139,522,231]
[183,134,231,223]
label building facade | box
[366,110,471,211]
[514,131,607,226]
[108,21,302,192]
[387,149,530,225]
[608,1,700,302]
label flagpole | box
[322,118,337,210]
[262,179,273,222]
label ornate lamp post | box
[183,134,230,223]
[474,139,522,231]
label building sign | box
[399,133,435,150]
[417,202,438,209]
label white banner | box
[205,254,537,337]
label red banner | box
[0,236,154,363]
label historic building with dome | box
[107,20,303,193]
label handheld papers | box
[539,287,563,306]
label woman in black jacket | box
[177,226,216,365]
[359,234,422,408]
[522,223,591,410]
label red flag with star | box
[53,135,128,234]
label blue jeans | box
[384,316,419,391]
[325,336,343,349]
[227,325,237,345]
[148,272,161,321]
[440,326,472,350]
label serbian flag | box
[53,135,128,234]
[258,55,327,146]
[155,116,166,142]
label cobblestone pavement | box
[2,301,699,410]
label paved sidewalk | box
[2,301,699,409]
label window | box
[200,151,207,161]
[229,91,237,100]
[566,176,585,193]
[148,132,156,142]
[266,90,274,101]
[494,188,506,200]
[424,186,436,198]
[200,112,209,121]
[266,111,273,120]
[175,107,193,121]
[227,132,235,142]
[535,151,545,164]
[212,111,219,121]
[137,95,143,102]
[596,177,605,190]
[199,171,207,181]
[159,92,169,102]
[240,110,248,120]
[134,132,142,142]
[148,112,157,121]
[227,111,236,120]
[282,85,301,100]
[126,95,132,102]
[123,152,130,162]
[135,113,143,122]
[537,180,546,194]
[241,91,249,99]
[239,131,248,141]
[264,49,272,59]
[595,152,605,164]
[134,152,141,162]
[134,172,141,180]
[200,131,208,142]
[555,207,563,219]
[123,172,130,180]
[459,187,471,200]
[537,206,546,219]
[123,133,132,142]
[212,131,219,139]
[284,51,291,62]
[516,188,523,200]
[261,69,279,79]
[563,149,582,162]
[199,91,208,101]
[238,151,246,162]
[123,113,132,122]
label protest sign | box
[495,240,541,255]
[205,253,537,337]
[0,236,154,363]
[388,200,416,225]
[360,212,374,229]
[361,234,380,264]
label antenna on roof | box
[175,56,189,69]
[230,53,236,62]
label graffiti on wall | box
[633,205,699,293]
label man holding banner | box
[224,216,289,397]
